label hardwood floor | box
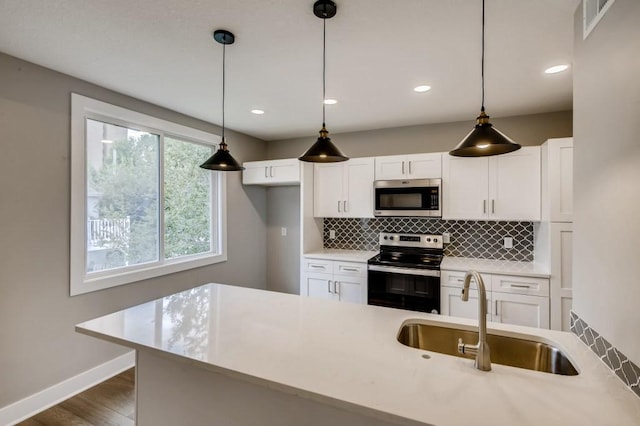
[17,368,135,426]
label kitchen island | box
[76,283,640,425]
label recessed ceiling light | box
[414,85,432,93]
[544,64,569,74]
[251,109,265,115]
[101,139,113,144]
[323,98,337,105]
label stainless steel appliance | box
[367,232,443,313]
[373,178,441,217]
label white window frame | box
[70,93,227,296]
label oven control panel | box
[378,232,444,249]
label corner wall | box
[572,0,640,366]
[0,52,267,409]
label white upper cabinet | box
[442,147,541,221]
[374,153,442,180]
[314,157,375,218]
[242,158,300,186]
[442,156,490,220]
[489,147,541,221]
[541,138,573,222]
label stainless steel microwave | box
[374,178,442,217]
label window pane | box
[86,118,160,273]
[164,136,214,260]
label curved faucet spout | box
[457,270,491,371]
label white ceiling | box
[0,0,579,141]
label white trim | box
[583,0,616,40]
[70,93,227,296]
[0,351,135,425]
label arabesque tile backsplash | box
[323,217,534,261]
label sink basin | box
[397,322,579,376]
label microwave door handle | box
[402,161,405,175]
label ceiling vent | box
[583,0,616,39]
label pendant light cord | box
[222,41,226,139]
[481,0,485,113]
[322,17,326,128]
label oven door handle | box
[368,265,441,277]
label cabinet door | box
[343,157,375,218]
[242,161,270,185]
[489,147,541,221]
[548,138,573,222]
[314,163,344,217]
[374,155,407,180]
[304,272,333,300]
[442,156,489,220]
[441,286,492,322]
[269,159,301,184]
[406,153,442,179]
[550,222,573,331]
[334,275,365,304]
[493,292,550,329]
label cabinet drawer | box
[303,259,333,274]
[334,261,367,277]
[491,274,549,297]
[441,270,492,289]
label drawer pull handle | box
[510,284,531,289]
[341,267,358,272]
[310,265,325,269]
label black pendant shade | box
[450,109,521,157]
[299,0,348,163]
[299,126,348,162]
[449,0,521,157]
[200,29,244,171]
[200,138,244,171]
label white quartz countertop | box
[76,284,640,425]
[441,257,550,278]
[303,249,377,262]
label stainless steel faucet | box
[457,270,491,371]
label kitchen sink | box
[397,321,579,376]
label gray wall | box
[267,110,573,159]
[573,0,640,366]
[0,52,267,408]
[266,187,301,294]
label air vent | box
[583,0,616,39]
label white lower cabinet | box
[492,292,550,329]
[302,259,367,304]
[441,270,550,329]
[441,287,491,322]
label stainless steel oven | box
[367,233,443,314]
[373,179,441,217]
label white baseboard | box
[0,351,135,426]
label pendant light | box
[200,30,245,171]
[449,0,521,157]
[299,0,348,163]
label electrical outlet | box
[504,237,513,249]
[442,232,450,244]
[329,229,336,239]
[281,227,287,237]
